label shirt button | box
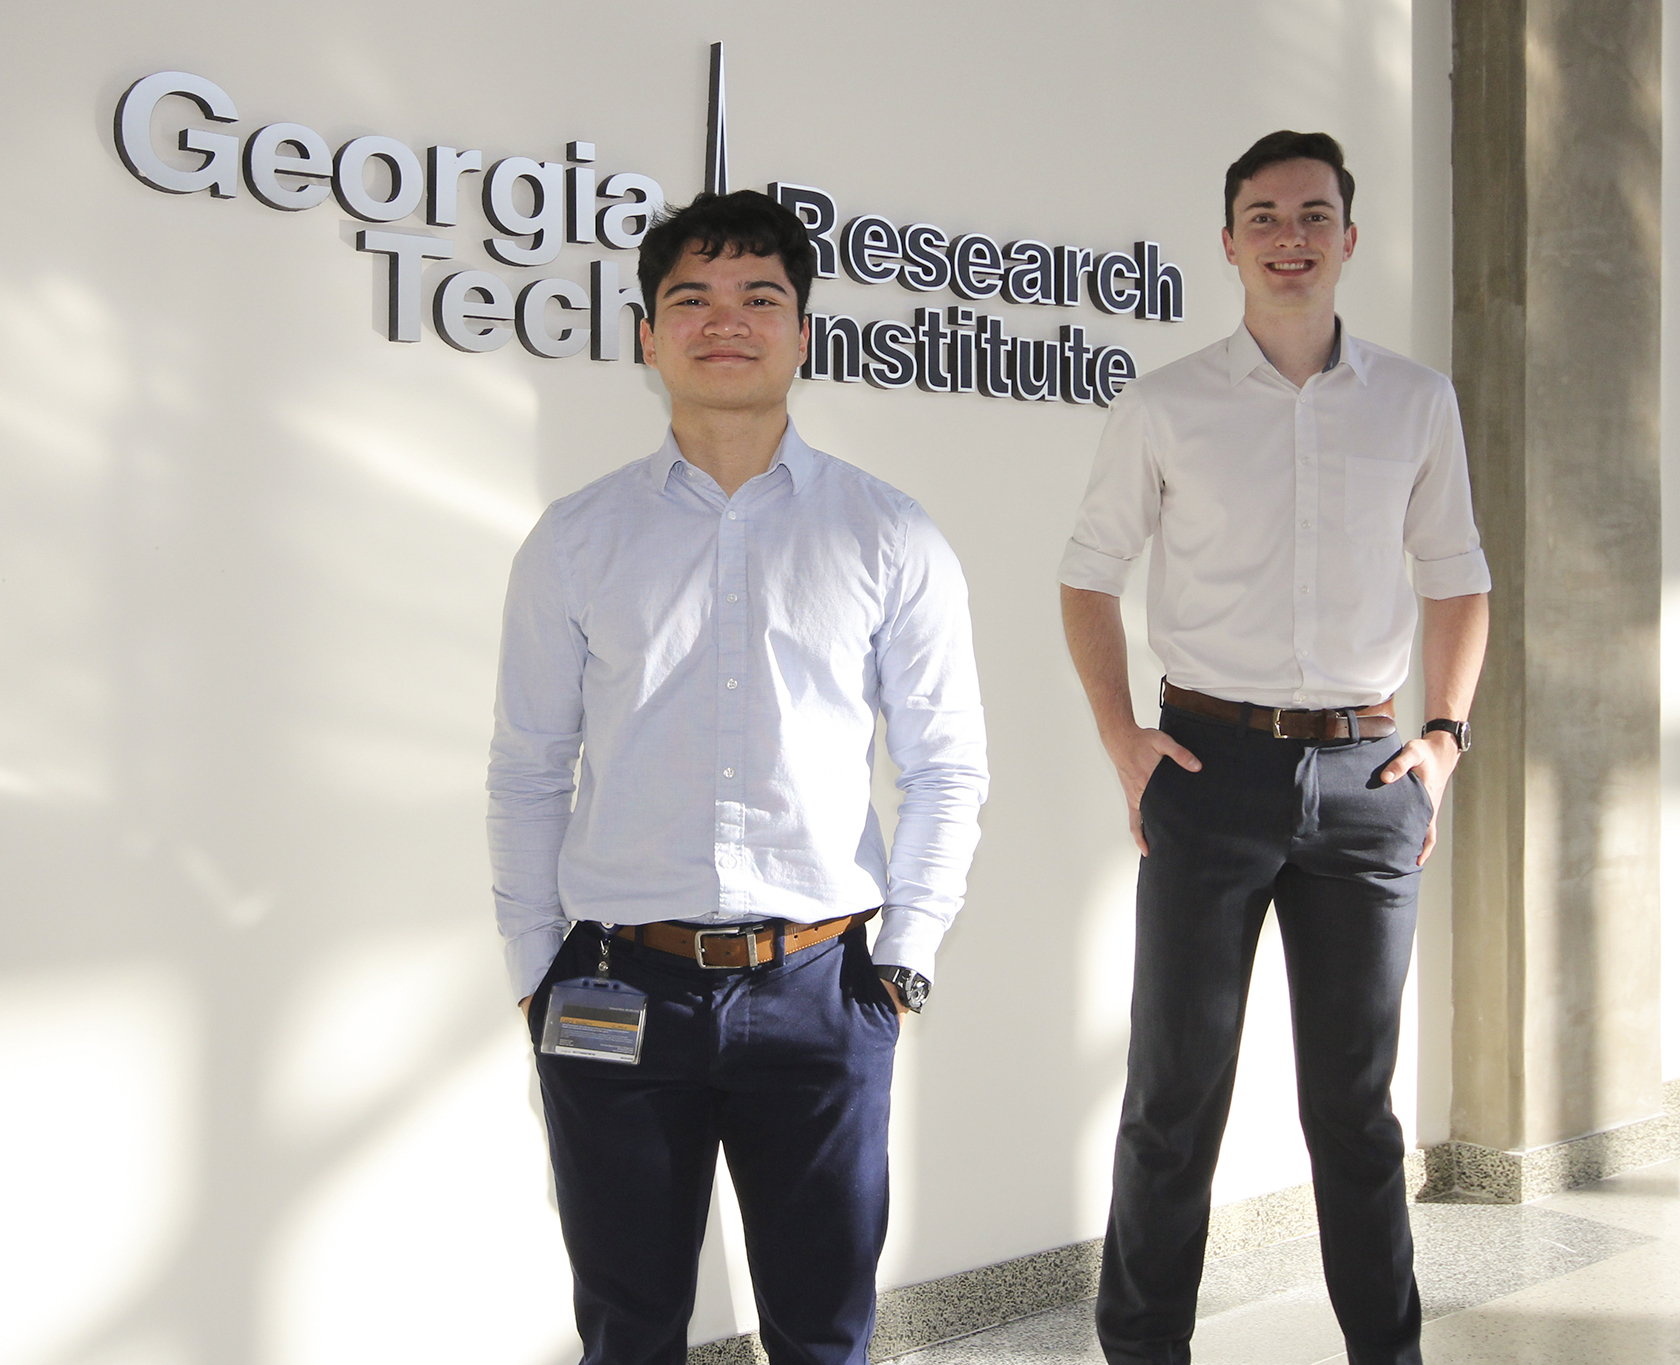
[726,593,738,603]
[1300,520,1310,529]
[723,767,735,779]
[727,510,738,520]
[1299,585,1309,594]
[726,678,739,689]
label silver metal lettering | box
[334,136,425,223]
[483,158,565,267]
[426,146,483,227]
[433,270,515,352]
[114,71,239,198]
[596,172,665,250]
[517,277,590,359]
[590,259,644,362]
[243,123,332,211]
[355,229,454,342]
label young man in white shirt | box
[1060,131,1490,1365]
[489,190,987,1365]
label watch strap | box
[1421,718,1471,752]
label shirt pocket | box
[1342,455,1415,550]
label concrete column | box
[1450,0,1664,1161]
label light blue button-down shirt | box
[488,422,988,1000]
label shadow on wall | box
[0,267,587,1365]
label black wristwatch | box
[1422,718,1472,753]
[876,966,931,1013]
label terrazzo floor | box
[880,1159,1680,1365]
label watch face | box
[880,967,929,1011]
[1426,719,1470,752]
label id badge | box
[539,978,647,1064]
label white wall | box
[0,3,1449,1362]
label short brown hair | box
[1224,131,1355,231]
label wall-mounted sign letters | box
[113,49,1183,408]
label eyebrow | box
[1242,197,1338,213]
[659,278,791,300]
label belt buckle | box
[693,926,760,969]
[1271,707,1286,739]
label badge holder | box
[538,928,647,1065]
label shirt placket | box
[714,499,749,913]
[1291,383,1319,704]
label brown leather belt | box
[1162,683,1397,742]
[614,909,878,969]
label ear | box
[1342,222,1358,262]
[1221,226,1237,266]
[797,313,809,367]
[639,315,657,366]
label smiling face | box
[1222,157,1357,315]
[639,243,810,420]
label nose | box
[704,304,749,336]
[1275,215,1308,246]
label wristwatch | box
[876,966,931,1013]
[1422,718,1472,753]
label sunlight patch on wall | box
[876,1030,920,1288]
[690,1163,760,1345]
[0,962,196,1365]
[275,378,542,543]
[1077,1072,1129,1235]
[1210,916,1313,1206]
[1662,581,1680,739]
[260,1030,574,1365]
[264,928,487,1145]
[1076,850,1138,1056]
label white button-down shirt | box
[1059,323,1491,708]
[489,422,988,999]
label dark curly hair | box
[637,190,818,323]
[1223,131,1355,231]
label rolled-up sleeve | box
[1058,387,1162,597]
[870,505,989,982]
[1406,381,1493,599]
[487,507,586,1000]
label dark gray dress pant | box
[1096,704,1431,1365]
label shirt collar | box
[1337,325,1371,384]
[651,419,816,493]
[1225,317,1369,387]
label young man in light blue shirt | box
[489,190,987,1365]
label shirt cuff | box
[1058,539,1137,597]
[871,907,948,983]
[1413,548,1492,600]
[505,923,568,1002]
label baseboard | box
[685,1173,1398,1364]
[689,1078,1680,1363]
[1417,1077,1680,1204]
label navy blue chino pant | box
[528,921,900,1365]
[1097,705,1431,1365]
